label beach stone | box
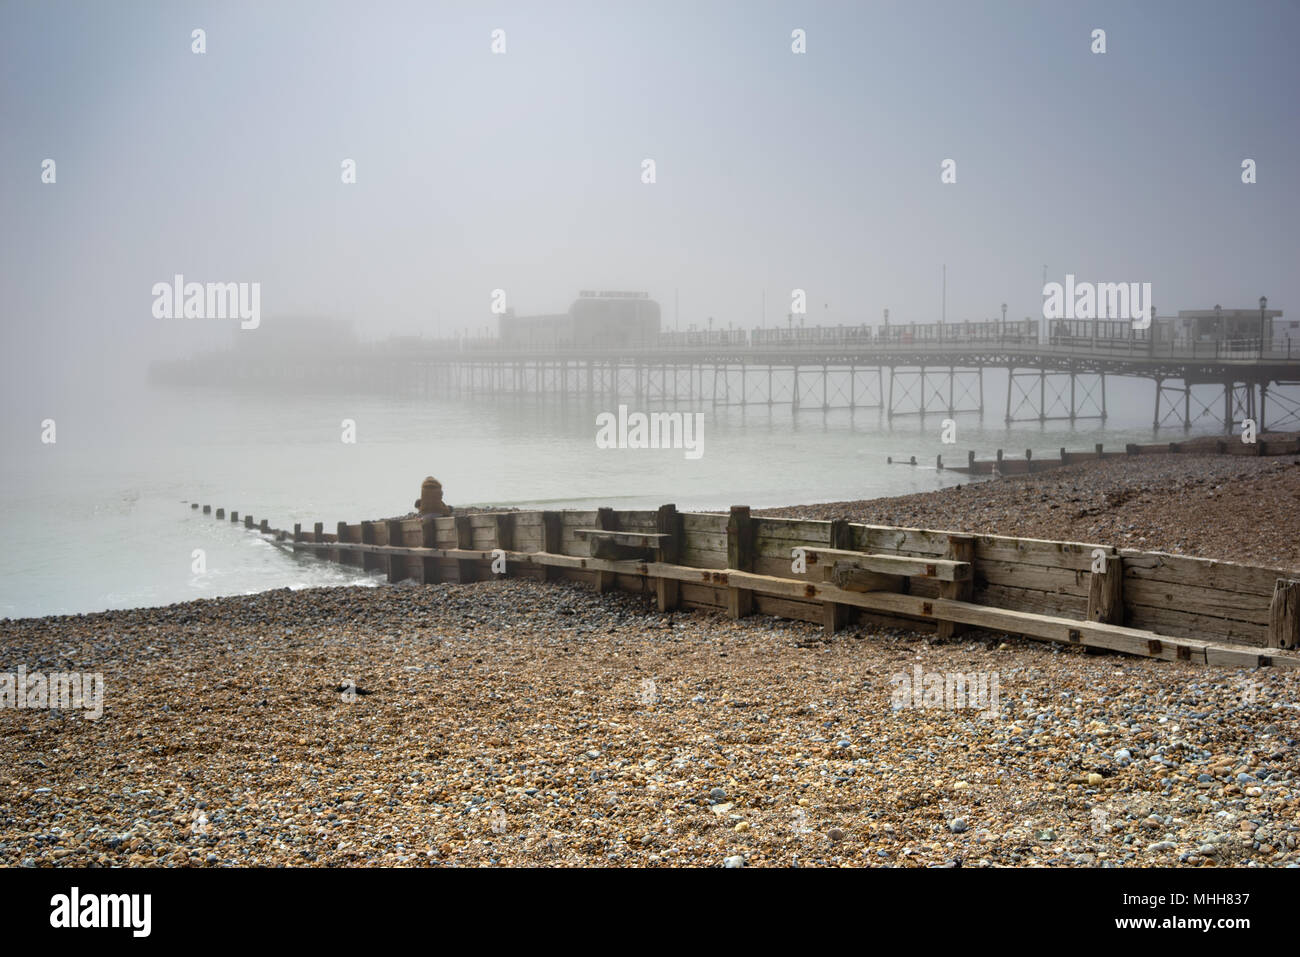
[723,855,744,868]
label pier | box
[152,315,1300,432]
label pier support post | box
[655,504,681,612]
[823,519,852,637]
[936,534,975,639]
[1267,579,1300,650]
[725,505,755,619]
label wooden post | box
[314,522,324,546]
[386,519,405,583]
[1267,578,1300,649]
[361,522,379,571]
[967,450,975,471]
[293,524,302,551]
[455,514,476,583]
[655,504,681,612]
[215,508,224,519]
[420,515,441,583]
[259,519,269,534]
[230,511,238,523]
[203,505,211,514]
[595,507,617,593]
[725,506,754,619]
[936,534,975,638]
[245,515,253,529]
[1094,443,1103,457]
[542,511,563,583]
[1025,448,1033,473]
[191,503,199,509]
[823,519,852,637]
[1086,547,1123,625]
[493,513,515,578]
[335,522,347,564]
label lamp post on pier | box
[1260,296,1269,358]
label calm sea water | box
[0,373,1258,619]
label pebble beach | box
[2,453,1299,868]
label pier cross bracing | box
[193,499,1300,670]
[163,317,1300,432]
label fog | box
[1,0,1296,420]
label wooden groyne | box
[190,496,1300,670]
[902,432,1300,476]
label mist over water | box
[0,371,1252,619]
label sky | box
[2,0,1298,403]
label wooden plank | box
[800,547,971,582]
[974,558,1090,596]
[1268,579,1300,649]
[831,566,907,593]
[974,583,1087,619]
[575,529,670,546]
[754,594,822,624]
[1120,550,1292,598]
[1122,603,1266,646]
[1123,578,1271,626]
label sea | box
[0,371,1259,619]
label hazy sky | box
[2,0,1297,402]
